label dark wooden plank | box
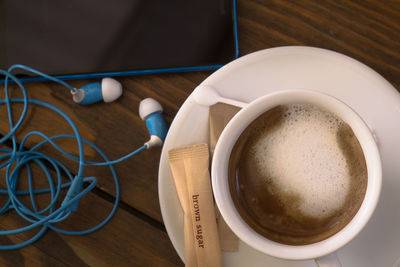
[0,230,67,267]
[237,0,400,90]
[0,181,182,267]
[0,159,182,266]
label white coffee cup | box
[211,89,382,266]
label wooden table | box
[1,1,399,266]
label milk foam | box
[251,104,351,218]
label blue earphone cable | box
[0,65,146,250]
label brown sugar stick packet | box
[209,103,241,251]
[168,144,222,267]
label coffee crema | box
[228,104,367,245]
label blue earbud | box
[72,78,123,104]
[139,98,168,148]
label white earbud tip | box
[102,78,123,103]
[139,98,163,120]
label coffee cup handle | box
[315,252,342,267]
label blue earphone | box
[74,78,168,146]
[0,64,168,250]
[72,77,123,104]
[67,71,168,146]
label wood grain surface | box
[0,1,399,266]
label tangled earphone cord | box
[0,65,146,250]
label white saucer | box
[158,46,400,266]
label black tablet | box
[0,0,238,81]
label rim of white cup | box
[211,89,382,260]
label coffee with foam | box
[228,104,367,245]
